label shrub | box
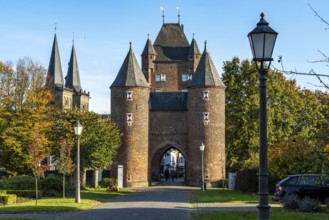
[325,198,329,208]
[299,197,319,212]
[40,175,73,197]
[0,190,6,194]
[101,178,117,188]
[235,168,258,193]
[281,194,300,210]
[218,179,228,188]
[6,190,42,199]
[0,194,17,205]
[1,175,35,190]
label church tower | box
[110,43,150,187]
[187,43,226,186]
[47,34,89,110]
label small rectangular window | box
[182,73,192,82]
[181,89,188,92]
[155,89,162,92]
[156,73,166,82]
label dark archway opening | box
[151,147,186,185]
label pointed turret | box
[141,36,156,85]
[141,36,157,56]
[188,42,225,88]
[188,36,201,56]
[47,34,64,88]
[111,43,149,88]
[65,44,82,92]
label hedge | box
[6,190,42,199]
[0,194,17,205]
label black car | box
[273,174,329,202]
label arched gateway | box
[110,21,225,188]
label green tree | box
[51,108,121,188]
[0,58,54,175]
[223,58,328,175]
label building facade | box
[110,21,225,187]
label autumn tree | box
[56,139,75,198]
[0,58,54,175]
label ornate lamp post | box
[200,142,205,191]
[74,121,83,203]
[248,13,278,220]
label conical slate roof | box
[153,23,190,61]
[65,44,81,92]
[188,37,201,55]
[111,44,149,88]
[47,34,64,88]
[141,37,157,56]
[188,44,225,88]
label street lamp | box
[248,12,278,220]
[74,121,83,203]
[200,142,205,191]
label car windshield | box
[284,176,299,185]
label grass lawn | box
[192,188,261,203]
[193,211,329,220]
[0,187,133,213]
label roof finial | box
[72,32,75,45]
[193,33,195,39]
[148,33,150,40]
[129,42,132,51]
[177,6,181,24]
[160,6,165,24]
[204,40,207,51]
[54,20,57,33]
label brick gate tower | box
[110,20,225,187]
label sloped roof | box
[153,23,190,61]
[150,92,187,111]
[47,34,64,88]
[111,44,149,88]
[65,44,81,92]
[141,38,157,55]
[188,45,225,88]
[188,38,201,55]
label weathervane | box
[160,6,165,24]
[177,6,181,24]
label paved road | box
[56,187,191,220]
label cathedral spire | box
[65,43,81,92]
[47,33,64,88]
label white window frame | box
[126,91,133,101]
[156,73,166,82]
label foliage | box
[100,178,117,188]
[0,175,35,190]
[55,139,75,198]
[222,58,329,176]
[299,197,319,212]
[50,108,121,172]
[6,190,42,199]
[280,194,300,210]
[0,175,72,197]
[39,174,73,197]
[0,194,17,205]
[235,168,258,193]
[0,58,54,176]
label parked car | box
[272,174,329,202]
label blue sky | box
[1,0,329,113]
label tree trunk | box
[35,177,38,206]
[92,168,99,188]
[81,169,87,190]
[63,174,65,198]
